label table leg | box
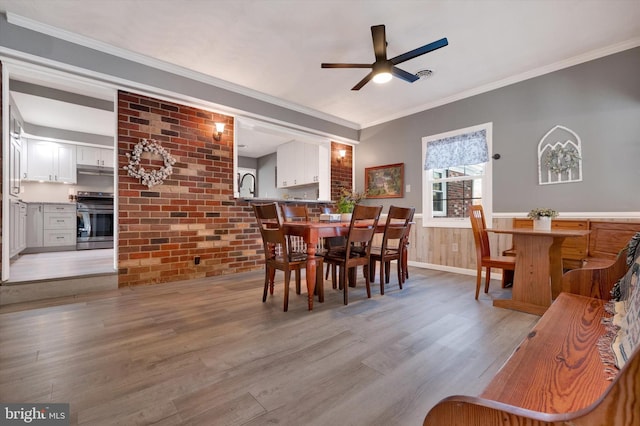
[494,234,563,315]
[304,231,320,311]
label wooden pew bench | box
[582,220,640,269]
[424,246,640,425]
[504,219,640,270]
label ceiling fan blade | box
[390,37,448,65]
[321,63,373,69]
[371,25,387,62]
[352,71,374,91]
[391,66,419,83]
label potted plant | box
[336,188,367,221]
[527,208,559,231]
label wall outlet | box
[452,243,458,252]
[194,256,201,265]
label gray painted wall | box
[358,47,640,213]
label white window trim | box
[421,122,493,228]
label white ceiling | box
[1,0,639,131]
[11,91,114,136]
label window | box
[422,123,493,228]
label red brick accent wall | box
[118,91,263,286]
[330,142,353,201]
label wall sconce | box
[213,122,225,141]
[338,149,347,162]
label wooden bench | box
[582,220,640,268]
[504,219,640,270]
[423,247,640,425]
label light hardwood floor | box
[0,267,539,425]
[8,249,116,283]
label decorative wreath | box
[545,145,581,174]
[124,138,176,188]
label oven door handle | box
[77,209,114,214]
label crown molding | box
[5,12,361,131]
[362,37,640,129]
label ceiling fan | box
[321,25,448,91]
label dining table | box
[282,221,351,310]
[282,219,398,310]
[485,227,590,315]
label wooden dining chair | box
[319,205,346,281]
[324,204,383,305]
[369,206,415,295]
[400,211,415,283]
[469,205,516,299]
[253,202,324,311]
[280,204,310,294]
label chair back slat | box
[345,204,383,257]
[380,206,415,252]
[253,203,290,261]
[469,205,490,257]
[280,205,309,222]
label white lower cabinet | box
[26,203,76,251]
[26,203,44,248]
[9,199,27,258]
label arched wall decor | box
[537,125,583,185]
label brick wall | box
[117,91,353,287]
[446,170,474,218]
[330,142,353,201]
[117,91,265,286]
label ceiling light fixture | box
[372,62,393,84]
[213,122,225,141]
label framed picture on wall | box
[365,163,404,198]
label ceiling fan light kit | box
[321,24,448,90]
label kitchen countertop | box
[243,197,333,204]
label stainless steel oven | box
[76,191,114,250]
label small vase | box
[340,213,352,222]
[533,216,552,231]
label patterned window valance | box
[424,129,488,170]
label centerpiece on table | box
[336,188,367,221]
[527,207,558,231]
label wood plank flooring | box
[0,267,539,425]
[8,249,116,283]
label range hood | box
[77,164,114,176]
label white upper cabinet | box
[23,139,77,184]
[277,141,327,189]
[77,146,115,168]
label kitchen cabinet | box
[277,141,329,189]
[276,141,301,188]
[77,145,115,168]
[10,136,22,197]
[9,199,27,258]
[9,108,22,197]
[23,139,77,183]
[26,203,44,248]
[26,203,76,251]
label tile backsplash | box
[20,174,114,203]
